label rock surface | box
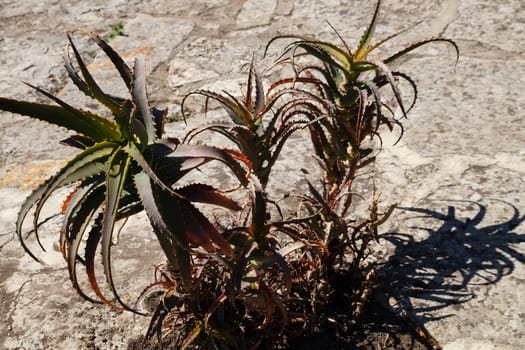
[1,0,524,349]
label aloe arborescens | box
[0,30,249,312]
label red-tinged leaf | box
[185,124,256,177]
[257,282,276,330]
[246,57,254,112]
[303,41,352,70]
[169,144,249,187]
[15,142,115,261]
[177,184,242,211]
[84,212,121,308]
[64,183,106,303]
[64,45,92,98]
[204,293,227,330]
[368,59,407,119]
[246,59,265,117]
[181,202,233,255]
[183,89,250,126]
[61,187,79,214]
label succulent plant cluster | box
[0,1,457,348]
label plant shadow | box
[371,199,525,344]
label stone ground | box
[0,0,524,349]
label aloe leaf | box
[369,59,408,119]
[121,99,147,145]
[302,41,352,70]
[152,107,167,139]
[233,242,257,293]
[249,177,267,241]
[254,68,265,117]
[355,0,381,60]
[184,90,249,126]
[177,184,242,211]
[230,126,261,168]
[263,34,303,58]
[124,142,186,199]
[16,142,115,260]
[63,46,93,98]
[384,38,460,66]
[134,171,193,293]
[267,123,303,173]
[66,33,124,117]
[326,20,352,54]
[100,149,136,311]
[181,202,233,255]
[60,134,95,150]
[246,57,255,113]
[306,180,331,214]
[366,22,421,56]
[257,282,277,329]
[293,42,349,74]
[359,80,383,132]
[31,142,116,241]
[132,57,156,144]
[168,144,249,187]
[0,97,121,141]
[84,211,131,309]
[184,123,239,147]
[71,29,134,90]
[246,61,265,117]
[63,181,106,303]
[130,144,188,186]
[64,46,127,106]
[222,90,253,126]
[395,71,418,113]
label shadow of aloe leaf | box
[377,199,525,323]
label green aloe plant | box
[0,30,249,311]
[266,0,458,196]
[259,0,460,340]
[182,60,312,189]
[264,0,459,256]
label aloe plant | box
[0,30,249,311]
[1,1,459,348]
[182,60,312,189]
[266,0,458,200]
[140,177,299,348]
[264,0,459,257]
[258,0,460,341]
